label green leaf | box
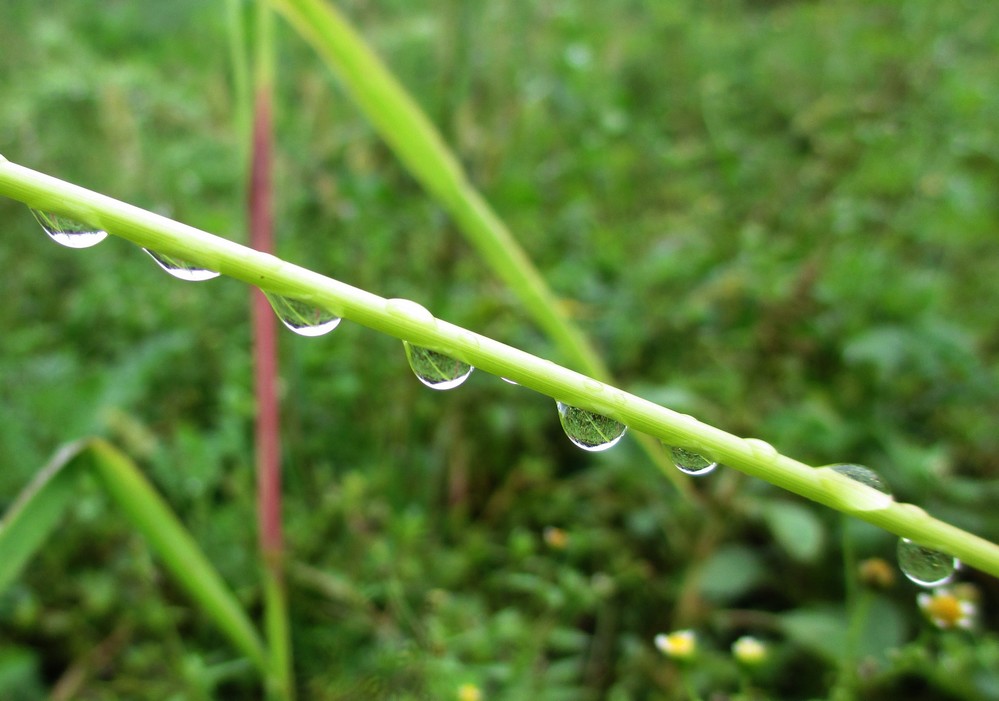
[779,606,848,663]
[0,647,44,701]
[86,439,268,674]
[0,440,268,678]
[762,500,826,563]
[0,440,88,595]
[697,545,766,603]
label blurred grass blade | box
[266,0,585,361]
[0,439,269,676]
[0,441,89,595]
[268,0,690,497]
[86,439,269,674]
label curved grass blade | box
[267,0,692,499]
[0,441,89,595]
[0,439,269,677]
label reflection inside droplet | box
[404,342,473,390]
[668,446,718,476]
[556,401,626,452]
[30,208,108,249]
[143,249,220,281]
[817,463,894,511]
[264,292,341,337]
[897,538,957,588]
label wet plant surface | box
[2,1,999,699]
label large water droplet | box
[30,208,108,248]
[817,463,894,511]
[404,342,473,390]
[897,538,957,587]
[264,292,341,337]
[668,446,718,476]
[556,402,626,452]
[144,249,220,281]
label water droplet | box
[386,298,435,324]
[817,464,893,511]
[404,342,473,390]
[830,464,889,492]
[501,377,519,385]
[30,208,108,248]
[668,446,718,476]
[897,538,957,587]
[144,249,220,281]
[264,292,341,337]
[556,401,626,452]
[744,438,778,463]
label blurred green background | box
[2,0,999,699]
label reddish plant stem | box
[249,92,282,563]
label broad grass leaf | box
[779,606,847,663]
[762,500,826,563]
[698,545,766,603]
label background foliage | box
[1,0,998,699]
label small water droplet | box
[668,446,718,475]
[386,298,435,324]
[744,438,778,463]
[404,342,473,390]
[264,292,341,337]
[501,377,519,385]
[30,208,108,248]
[556,401,626,452]
[897,538,957,587]
[144,249,220,281]
[818,464,893,511]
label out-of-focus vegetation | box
[2,0,999,699]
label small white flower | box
[654,630,697,660]
[732,636,767,665]
[917,588,976,630]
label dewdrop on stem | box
[30,208,108,249]
[897,538,958,587]
[403,342,473,390]
[144,249,220,281]
[668,446,717,476]
[555,401,626,452]
[264,292,341,336]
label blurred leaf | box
[762,500,826,563]
[697,545,766,603]
[0,439,268,678]
[857,595,907,664]
[0,441,87,595]
[0,648,44,701]
[779,606,848,664]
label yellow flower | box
[457,683,482,701]
[917,588,976,630]
[732,636,767,665]
[654,630,697,660]
[543,526,569,550]
[858,557,896,589]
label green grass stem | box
[1,159,998,579]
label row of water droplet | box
[33,209,961,590]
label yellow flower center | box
[925,593,963,627]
